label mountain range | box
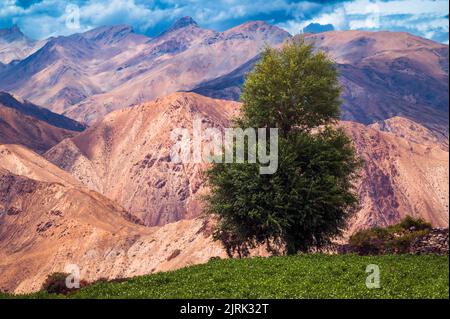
[0,144,222,293]
[0,17,448,293]
[0,92,85,153]
[193,31,449,141]
[0,20,447,142]
[0,25,46,65]
[0,18,289,123]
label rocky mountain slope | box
[0,25,149,113]
[0,107,75,154]
[0,92,85,132]
[0,92,85,153]
[0,19,289,123]
[0,145,224,293]
[45,92,240,226]
[1,93,448,293]
[0,25,46,64]
[45,93,449,231]
[342,119,449,234]
[191,31,449,140]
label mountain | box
[0,18,290,123]
[45,93,449,231]
[1,22,447,136]
[0,92,86,154]
[0,25,45,64]
[342,118,449,234]
[0,144,224,293]
[0,91,86,154]
[1,93,448,293]
[161,16,199,34]
[0,25,149,113]
[312,31,449,140]
[190,31,449,140]
[0,106,75,154]
[0,92,85,131]
[191,55,260,101]
[45,92,240,226]
[63,20,290,124]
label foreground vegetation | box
[3,254,448,299]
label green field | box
[2,254,449,299]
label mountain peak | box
[165,16,199,33]
[82,24,135,44]
[0,24,26,42]
[225,20,291,38]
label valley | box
[0,15,448,295]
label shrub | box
[348,227,389,255]
[42,272,88,295]
[398,215,432,231]
[348,216,432,255]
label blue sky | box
[0,0,448,43]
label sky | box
[0,0,448,43]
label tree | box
[239,38,342,137]
[205,38,361,256]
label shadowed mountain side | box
[0,25,46,64]
[0,92,86,132]
[191,55,260,101]
[0,106,77,154]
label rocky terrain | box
[45,93,240,226]
[0,145,225,293]
[0,17,448,295]
[44,93,449,232]
[0,25,46,64]
[0,18,289,123]
[0,92,86,154]
[0,92,448,294]
[409,228,449,255]
[342,119,449,234]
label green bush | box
[398,215,432,231]
[348,216,432,255]
[347,227,388,255]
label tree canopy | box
[205,38,361,256]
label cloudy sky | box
[0,0,448,43]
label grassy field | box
[3,254,449,299]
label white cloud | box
[277,0,448,43]
[1,0,449,43]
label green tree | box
[205,38,361,256]
[239,38,342,137]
